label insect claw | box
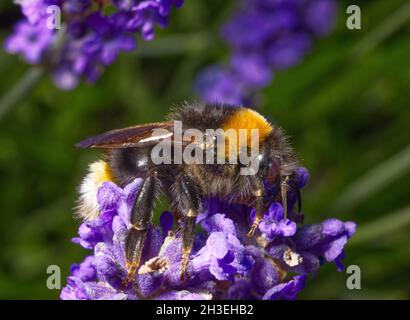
[180,250,190,281]
[247,218,261,238]
[247,226,256,238]
[122,263,138,288]
[180,270,186,282]
[281,176,290,221]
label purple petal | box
[322,218,345,236]
[277,220,297,237]
[262,275,306,300]
[345,221,357,237]
[201,213,237,235]
[60,277,127,300]
[231,53,273,88]
[296,167,310,189]
[72,223,103,249]
[267,32,312,70]
[252,258,282,291]
[70,256,97,282]
[97,182,123,214]
[268,202,284,221]
[155,290,210,300]
[94,243,128,289]
[160,211,174,235]
[138,273,163,297]
[323,235,347,262]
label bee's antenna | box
[296,183,302,213]
[281,176,290,221]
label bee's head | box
[258,125,299,175]
[254,127,300,203]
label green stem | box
[0,24,67,123]
[349,205,410,246]
[137,32,212,57]
[331,145,410,212]
[351,1,410,58]
[0,67,44,123]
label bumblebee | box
[76,102,299,284]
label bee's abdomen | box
[76,160,114,221]
[108,148,152,187]
[186,163,238,198]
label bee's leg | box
[180,213,197,281]
[296,183,302,213]
[172,208,183,234]
[248,179,266,237]
[174,174,202,281]
[281,175,290,221]
[123,174,159,286]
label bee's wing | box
[76,121,200,149]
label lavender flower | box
[5,0,184,90]
[4,19,54,64]
[254,203,297,241]
[194,66,249,106]
[195,0,339,105]
[15,0,51,25]
[61,167,356,300]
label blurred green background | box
[0,0,409,299]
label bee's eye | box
[137,159,146,167]
[136,155,149,167]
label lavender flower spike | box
[196,0,339,105]
[62,167,356,300]
[5,0,185,90]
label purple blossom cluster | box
[195,0,339,105]
[4,0,183,90]
[61,167,356,300]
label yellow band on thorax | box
[220,108,273,157]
